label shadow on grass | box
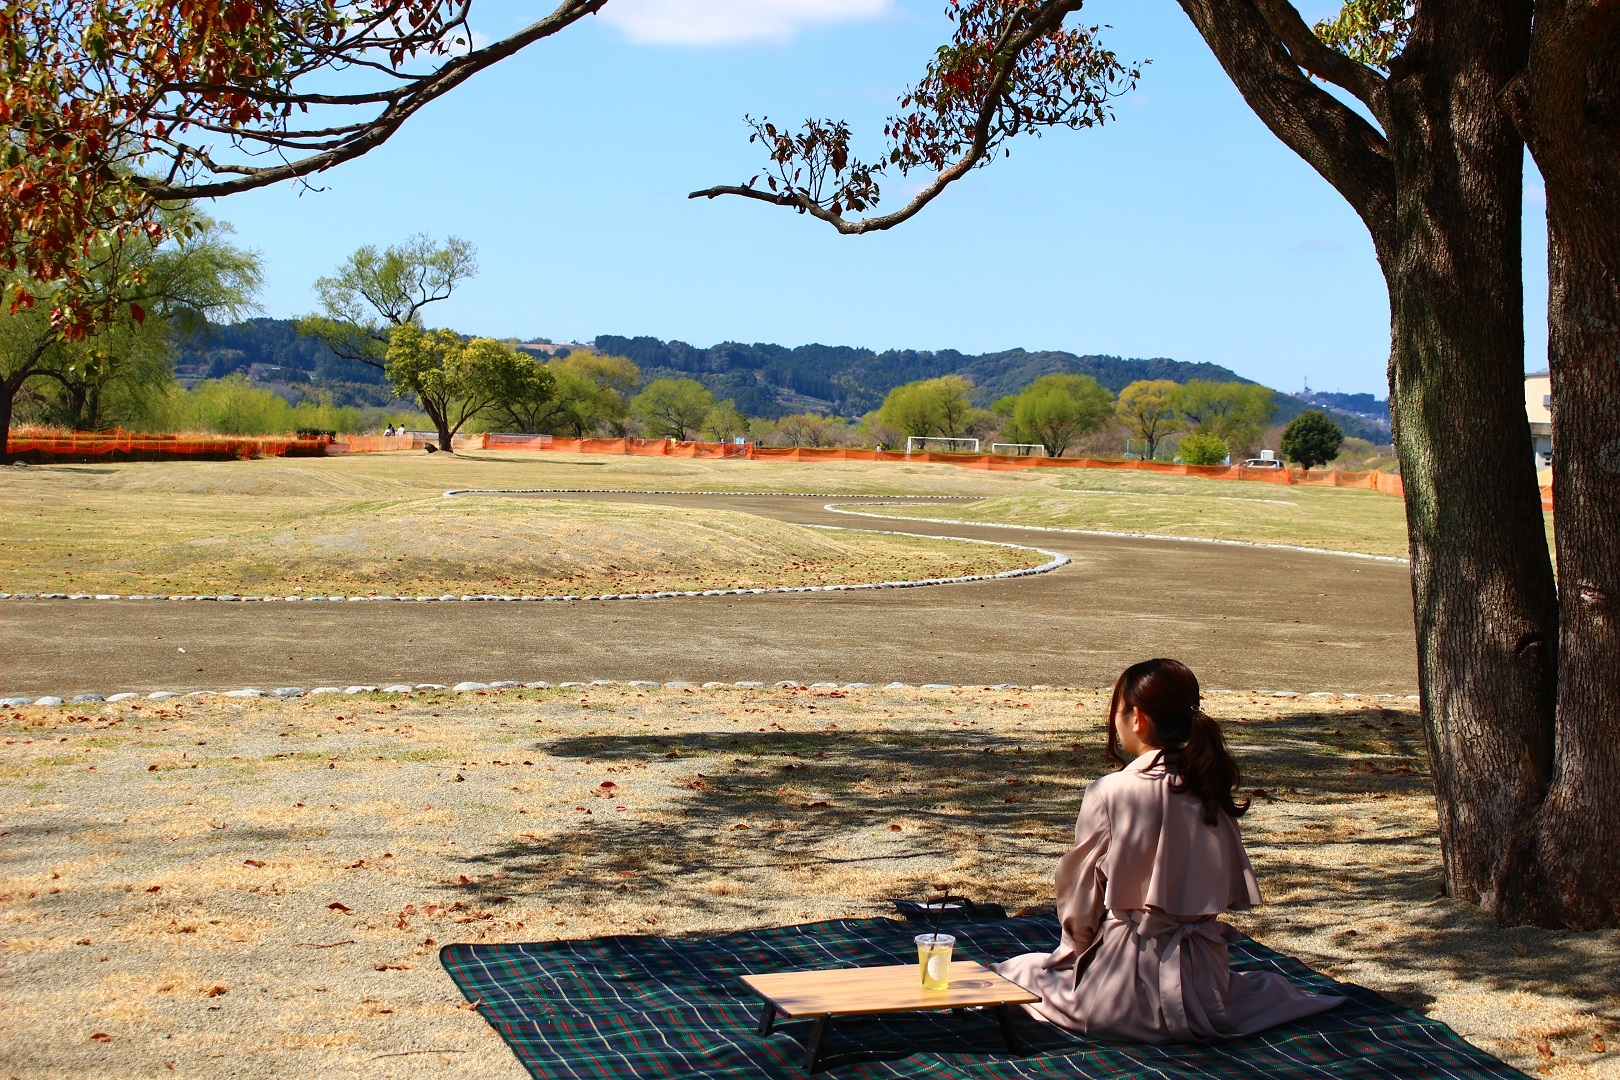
[434,710,1619,1014]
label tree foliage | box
[1114,379,1179,460]
[484,354,557,435]
[691,1,1141,235]
[1,0,601,332]
[629,378,713,441]
[297,235,477,368]
[1280,410,1344,470]
[531,352,639,437]
[1,209,260,460]
[383,324,525,452]
[876,375,980,439]
[1172,380,1276,456]
[1177,431,1230,466]
[701,400,748,443]
[1001,372,1113,457]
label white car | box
[1241,458,1284,468]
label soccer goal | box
[906,436,981,454]
[990,443,1046,457]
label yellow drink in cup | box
[915,933,955,991]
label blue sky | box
[212,0,1551,397]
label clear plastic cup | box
[915,932,955,990]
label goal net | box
[906,436,981,454]
[990,443,1046,457]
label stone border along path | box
[1,680,1423,708]
[3,487,1420,700]
[0,523,1066,605]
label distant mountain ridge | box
[164,320,1387,441]
[593,335,1253,416]
[591,335,1388,440]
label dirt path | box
[0,492,1416,698]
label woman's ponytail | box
[1168,708,1248,826]
[1105,659,1249,826]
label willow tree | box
[692,0,1617,928]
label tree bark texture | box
[0,378,18,464]
[1499,4,1620,928]
[1176,0,1561,914]
[1384,0,1560,912]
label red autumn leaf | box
[146,885,161,893]
[458,875,471,885]
[90,1032,112,1042]
[598,780,617,789]
[243,859,264,868]
[129,302,144,323]
[147,764,158,771]
[327,902,351,913]
[889,824,903,832]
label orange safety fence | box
[6,427,329,463]
[114,423,1554,509]
[327,433,419,454]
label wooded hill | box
[592,335,1389,440]
[169,320,1389,440]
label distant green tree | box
[384,325,522,452]
[1114,380,1180,461]
[1173,380,1277,455]
[1178,431,1230,466]
[701,399,748,442]
[298,235,477,369]
[876,375,977,439]
[485,357,558,434]
[774,412,841,447]
[630,378,714,440]
[2,211,261,459]
[1004,373,1113,457]
[1280,410,1344,471]
[532,353,640,437]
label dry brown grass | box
[0,455,1043,595]
[2,687,1614,1079]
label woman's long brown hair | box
[1106,658,1248,825]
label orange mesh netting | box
[8,428,328,463]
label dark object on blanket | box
[440,911,1526,1079]
[889,895,1008,924]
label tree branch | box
[1248,0,1390,125]
[690,0,1095,235]
[136,0,608,201]
[1174,0,1397,259]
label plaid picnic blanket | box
[440,911,1524,1079]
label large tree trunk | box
[0,379,17,465]
[1175,0,1561,914]
[1498,6,1620,928]
[1380,0,1562,914]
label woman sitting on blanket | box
[995,657,1344,1042]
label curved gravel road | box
[0,492,1416,697]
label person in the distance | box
[995,657,1344,1042]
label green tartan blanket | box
[440,911,1524,1079]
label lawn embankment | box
[1,686,1613,1078]
[0,457,1044,595]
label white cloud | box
[599,0,890,45]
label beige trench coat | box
[993,751,1344,1043]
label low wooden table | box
[740,961,1041,1073]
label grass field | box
[0,455,1051,595]
[2,686,1613,1079]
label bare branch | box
[1249,0,1390,124]
[136,0,608,201]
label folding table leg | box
[756,999,778,1036]
[802,1014,831,1074]
[995,1002,1022,1054]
